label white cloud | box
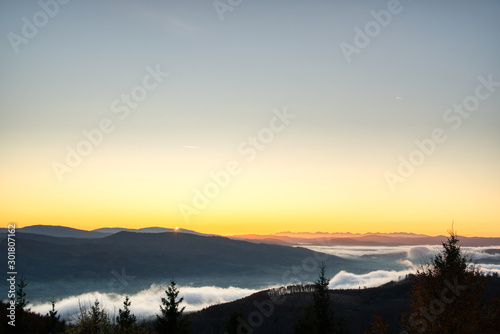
[27,245,500,322]
[329,269,414,289]
[407,246,439,262]
[302,245,415,259]
[30,284,258,322]
[476,263,500,275]
[404,246,500,264]
[462,246,500,261]
[398,259,415,268]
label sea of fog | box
[29,245,500,322]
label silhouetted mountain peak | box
[17,225,110,238]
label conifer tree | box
[46,297,66,333]
[14,277,30,333]
[116,296,148,334]
[314,263,334,333]
[15,278,30,313]
[74,299,113,334]
[156,280,191,334]
[117,296,136,332]
[294,263,347,333]
[402,228,499,333]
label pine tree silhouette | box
[156,280,191,334]
[402,228,500,333]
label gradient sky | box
[1,0,499,236]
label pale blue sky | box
[1,0,499,234]
[2,1,499,135]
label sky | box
[1,0,499,236]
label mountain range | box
[2,225,499,302]
[1,228,382,299]
[3,225,500,246]
[231,231,500,246]
[0,225,205,239]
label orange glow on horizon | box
[2,144,498,238]
[11,213,500,238]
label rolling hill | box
[1,230,389,299]
[188,276,500,333]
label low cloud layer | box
[329,269,414,289]
[31,269,417,322]
[305,245,500,267]
[303,245,416,259]
[407,246,439,263]
[476,263,500,275]
[28,244,500,322]
[30,284,258,322]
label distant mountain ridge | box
[0,230,374,300]
[1,225,499,246]
[0,225,209,239]
[273,231,430,238]
[92,226,208,236]
[6,225,110,239]
[2,224,498,305]
[231,231,500,247]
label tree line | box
[292,229,500,333]
[1,278,191,334]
